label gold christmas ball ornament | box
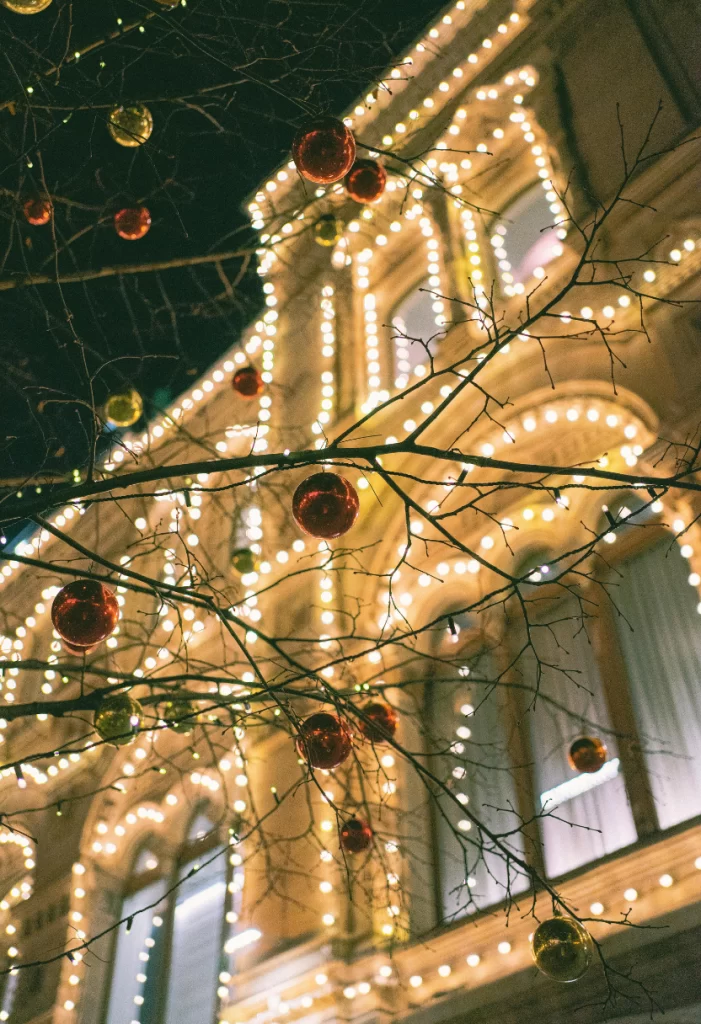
[2,0,53,13]
[94,694,144,747]
[108,104,154,148]
[531,915,593,983]
[104,389,144,428]
[314,214,343,247]
[231,548,258,576]
[163,699,199,735]
[567,734,607,774]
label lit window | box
[493,183,560,286]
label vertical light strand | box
[312,285,336,449]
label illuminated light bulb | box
[624,888,638,902]
[466,954,480,967]
[438,964,451,977]
[497,941,511,954]
[659,874,673,888]
[409,975,422,988]
[590,902,604,915]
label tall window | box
[391,280,441,388]
[524,596,637,878]
[428,652,527,922]
[105,816,228,1024]
[613,537,701,829]
[490,183,560,288]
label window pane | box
[524,599,637,877]
[613,540,701,828]
[391,280,440,384]
[105,880,166,1024]
[493,184,560,284]
[430,655,527,922]
[163,850,227,1024]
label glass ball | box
[340,817,373,854]
[296,712,352,769]
[345,159,387,204]
[531,915,593,982]
[94,694,144,747]
[51,580,119,649]
[232,365,264,399]
[568,735,607,774]
[292,473,359,539]
[2,0,52,13]
[108,104,153,148]
[23,197,52,225]
[357,702,398,743]
[163,699,198,735]
[114,206,152,240]
[292,117,356,184]
[231,548,258,576]
[104,389,144,428]
[314,214,343,247]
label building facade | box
[1,0,701,1023]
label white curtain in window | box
[432,658,527,921]
[613,539,701,828]
[163,850,227,1024]
[526,599,637,877]
[105,879,166,1024]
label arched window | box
[428,652,527,923]
[523,596,637,877]
[391,280,441,387]
[105,847,167,1024]
[490,183,560,289]
[104,815,230,1024]
[612,537,701,828]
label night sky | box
[0,0,447,482]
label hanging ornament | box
[292,473,359,539]
[114,206,152,240]
[531,915,593,983]
[567,735,607,774]
[231,548,258,576]
[340,817,373,854]
[94,694,144,746]
[1,0,52,12]
[345,159,387,204]
[51,580,119,649]
[296,712,352,769]
[104,389,144,428]
[357,701,398,743]
[163,699,199,734]
[108,104,153,148]
[23,197,52,226]
[314,214,343,247]
[232,365,264,399]
[291,117,356,185]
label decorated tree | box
[1,1,700,1022]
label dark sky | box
[0,0,447,482]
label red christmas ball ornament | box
[340,817,373,854]
[51,580,119,649]
[357,702,398,743]
[296,712,353,769]
[345,159,387,204]
[292,473,359,539]
[232,365,264,399]
[114,206,152,240]
[23,197,52,226]
[567,735,607,774]
[292,117,356,185]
